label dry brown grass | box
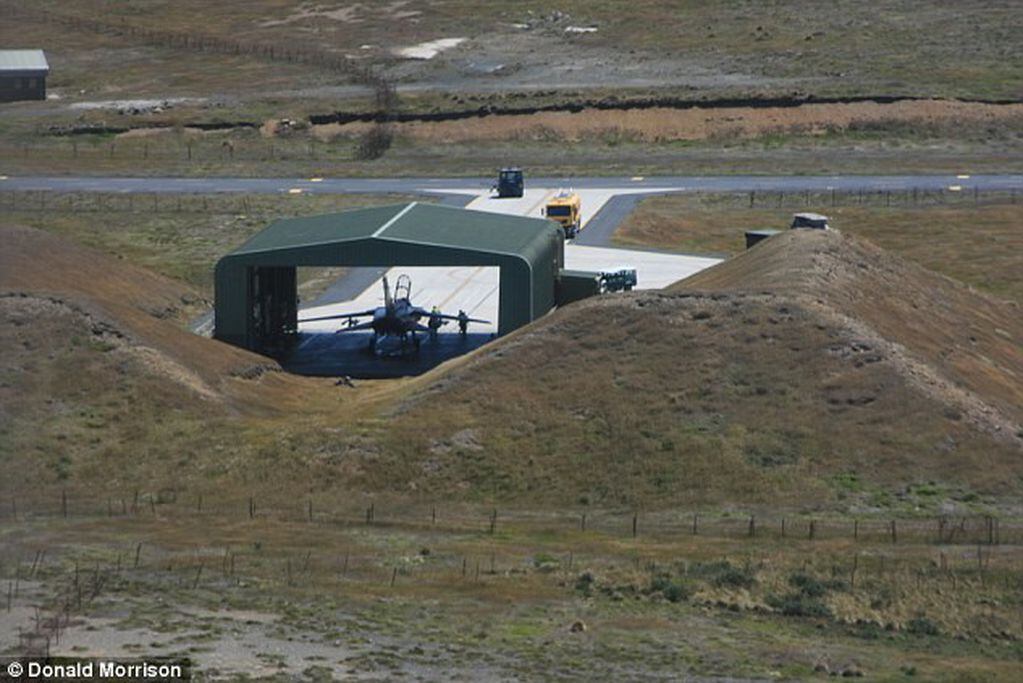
[312,100,1023,144]
[3,500,1021,680]
[677,229,1023,430]
[364,232,1021,508]
[3,224,1020,511]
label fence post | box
[632,513,638,538]
[890,520,897,544]
[691,513,698,535]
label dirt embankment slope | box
[4,225,1019,510]
[0,225,337,492]
[0,225,295,405]
[372,230,1022,507]
[678,229,1023,432]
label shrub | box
[766,592,832,618]
[356,124,393,160]
[662,581,691,603]
[648,572,692,603]
[906,616,940,636]
[575,571,596,595]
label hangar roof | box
[229,202,559,257]
[0,50,49,73]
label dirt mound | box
[678,229,1023,431]
[0,224,349,494]
[0,224,320,413]
[371,230,1021,507]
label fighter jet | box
[298,274,488,355]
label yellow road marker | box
[956,174,970,179]
[288,188,303,194]
[309,177,324,182]
[948,185,962,192]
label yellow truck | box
[543,190,582,238]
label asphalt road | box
[4,174,1022,196]
[7,172,1020,251]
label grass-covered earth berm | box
[2,218,1020,507]
[2,214,1021,677]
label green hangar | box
[214,202,593,354]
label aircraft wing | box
[334,321,376,333]
[432,313,490,324]
[298,309,377,323]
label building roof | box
[0,50,49,73]
[229,202,560,258]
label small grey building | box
[0,50,49,102]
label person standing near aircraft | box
[428,305,442,341]
[457,310,469,338]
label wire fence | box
[0,186,1019,217]
[0,490,1015,548]
[0,190,302,215]
[0,137,356,166]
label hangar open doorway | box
[214,202,567,376]
[287,265,500,377]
